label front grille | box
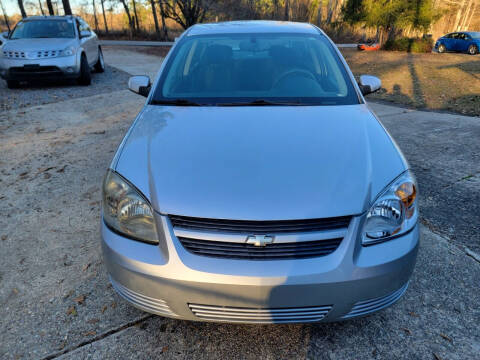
[3,51,26,58]
[189,303,332,323]
[178,237,342,260]
[110,277,177,317]
[3,50,60,59]
[341,283,409,319]
[170,215,352,234]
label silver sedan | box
[0,15,104,88]
[101,21,419,324]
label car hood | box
[115,104,407,220]
[3,38,77,51]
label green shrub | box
[383,37,433,53]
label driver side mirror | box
[128,75,151,97]
[0,31,9,44]
[80,30,91,38]
[358,75,381,96]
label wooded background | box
[1,0,479,43]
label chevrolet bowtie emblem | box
[246,234,274,247]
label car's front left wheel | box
[468,44,478,55]
[94,47,105,73]
[77,53,91,86]
[6,80,20,89]
[438,44,446,53]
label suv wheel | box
[94,47,105,73]
[6,80,20,89]
[468,44,478,55]
[77,54,91,86]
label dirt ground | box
[0,48,479,359]
[341,49,480,116]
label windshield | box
[469,32,480,39]
[152,33,359,106]
[10,20,76,39]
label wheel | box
[6,80,20,89]
[94,47,105,73]
[468,44,478,55]
[77,54,91,86]
[438,44,446,53]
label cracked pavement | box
[0,48,478,359]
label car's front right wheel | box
[77,54,91,86]
[438,44,446,53]
[94,47,105,73]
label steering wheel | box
[272,69,316,89]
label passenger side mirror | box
[358,75,381,96]
[0,31,9,44]
[128,75,151,97]
[80,30,91,38]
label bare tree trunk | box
[92,0,99,31]
[62,0,72,15]
[100,0,108,34]
[46,0,54,15]
[284,0,290,20]
[132,0,140,31]
[17,0,27,18]
[38,0,45,15]
[150,0,160,35]
[272,0,279,19]
[316,0,322,26]
[119,0,135,35]
[159,0,168,40]
[459,0,474,30]
[464,1,477,29]
[0,0,10,32]
[452,0,467,31]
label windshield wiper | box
[218,99,304,106]
[151,99,202,106]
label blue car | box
[435,32,480,55]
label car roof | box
[22,15,78,21]
[187,21,320,36]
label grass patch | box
[341,49,480,116]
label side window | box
[79,19,90,33]
[451,33,459,39]
[458,33,466,40]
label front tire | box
[6,80,20,89]
[438,44,446,53]
[468,44,478,55]
[94,47,105,73]
[77,54,91,86]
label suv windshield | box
[10,20,76,39]
[152,33,359,106]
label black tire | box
[6,80,20,89]
[77,54,91,86]
[438,44,446,53]
[468,44,478,55]
[94,47,105,73]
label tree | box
[342,0,439,44]
[38,0,45,15]
[18,0,28,17]
[92,0,99,31]
[118,0,136,34]
[62,0,72,15]
[46,0,55,15]
[100,0,109,33]
[163,0,210,29]
[150,0,160,34]
[132,0,140,31]
[0,0,10,31]
[159,0,169,39]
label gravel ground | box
[0,52,479,359]
[0,66,130,111]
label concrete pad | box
[102,48,163,80]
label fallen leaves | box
[402,328,412,335]
[87,318,99,324]
[1,235,7,241]
[82,263,91,272]
[73,295,86,305]
[101,305,108,313]
[83,330,96,337]
[440,333,452,342]
[161,346,168,354]
[66,306,77,316]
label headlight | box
[61,46,76,56]
[362,170,418,245]
[102,170,159,244]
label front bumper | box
[0,55,80,81]
[101,215,419,323]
